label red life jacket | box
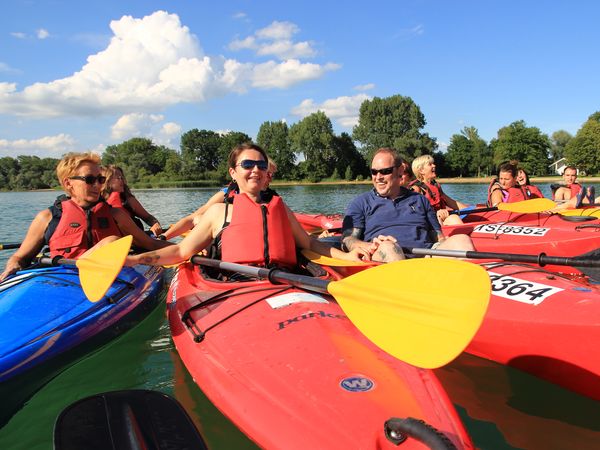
[522,184,544,199]
[409,180,447,210]
[551,182,582,200]
[47,198,122,258]
[570,183,582,197]
[221,193,297,269]
[487,179,528,207]
[106,191,124,208]
[106,191,145,230]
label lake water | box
[1,184,599,449]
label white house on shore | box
[549,158,570,175]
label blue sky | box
[1,0,599,158]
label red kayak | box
[317,256,600,400]
[443,210,600,259]
[167,263,474,449]
[294,211,600,269]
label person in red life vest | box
[126,144,368,269]
[550,184,597,211]
[553,166,582,201]
[516,167,544,199]
[409,155,469,226]
[161,158,279,241]
[0,152,171,282]
[487,161,534,207]
[101,165,163,236]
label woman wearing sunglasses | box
[161,158,278,240]
[127,143,368,269]
[101,165,163,236]
[0,152,171,281]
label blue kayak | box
[0,264,164,383]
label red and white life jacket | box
[46,198,122,258]
[221,193,297,269]
[409,180,447,211]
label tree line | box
[1,95,599,191]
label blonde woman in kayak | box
[0,153,171,282]
[162,158,278,240]
[409,155,468,225]
[127,144,368,268]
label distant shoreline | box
[271,176,600,186]
[4,176,599,192]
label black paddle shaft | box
[190,255,331,293]
[403,247,600,268]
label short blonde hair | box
[56,152,102,190]
[411,155,434,181]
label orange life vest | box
[220,193,297,269]
[47,198,122,258]
[409,180,447,210]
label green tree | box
[180,129,221,177]
[257,121,295,179]
[550,130,573,162]
[564,113,600,174]
[217,131,253,172]
[490,120,550,176]
[331,132,368,180]
[344,166,353,180]
[289,112,336,181]
[352,95,437,161]
[103,138,172,182]
[446,127,491,177]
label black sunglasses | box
[69,175,107,185]
[370,166,396,176]
[237,159,268,170]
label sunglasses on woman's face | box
[237,159,268,170]
[370,166,396,176]
[69,175,107,185]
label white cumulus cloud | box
[0,134,76,157]
[229,20,316,60]
[0,11,337,118]
[291,94,371,128]
[110,113,182,147]
[37,28,50,39]
[10,32,26,39]
[111,113,164,140]
[252,60,339,89]
[161,122,182,136]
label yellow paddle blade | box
[301,249,372,267]
[76,235,133,302]
[560,207,600,218]
[328,258,490,368]
[497,198,556,213]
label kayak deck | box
[0,264,164,382]
[168,263,473,449]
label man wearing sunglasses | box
[342,148,474,262]
[1,152,172,281]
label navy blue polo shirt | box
[343,188,441,249]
